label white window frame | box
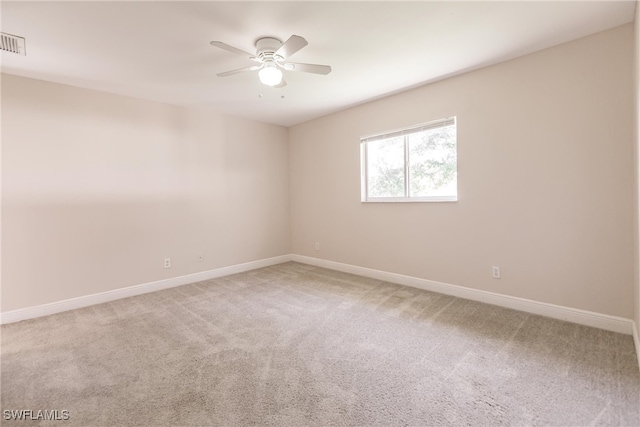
[360,117,457,203]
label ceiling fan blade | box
[286,62,332,75]
[275,35,308,60]
[217,65,261,77]
[210,41,255,59]
[274,79,287,89]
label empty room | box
[2,1,640,425]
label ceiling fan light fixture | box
[259,64,283,86]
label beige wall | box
[290,25,635,318]
[1,74,290,312]
[2,25,636,321]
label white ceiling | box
[1,1,635,127]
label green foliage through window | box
[361,117,457,201]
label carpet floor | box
[1,262,639,426]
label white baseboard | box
[0,255,292,325]
[634,321,640,370]
[2,253,635,339]
[291,255,634,335]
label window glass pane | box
[408,124,457,197]
[367,136,405,198]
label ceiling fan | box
[210,35,331,88]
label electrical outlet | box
[197,254,204,263]
[164,258,171,269]
[492,266,501,279]
[315,242,320,251]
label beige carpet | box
[1,262,639,426]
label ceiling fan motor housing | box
[255,37,282,62]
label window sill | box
[362,196,457,203]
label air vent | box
[1,33,26,56]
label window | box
[360,117,457,202]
